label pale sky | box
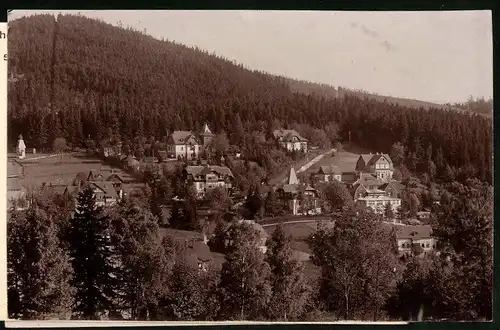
[9,10,493,104]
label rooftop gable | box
[396,225,433,240]
[286,166,299,185]
[273,129,308,142]
[170,131,199,145]
[185,165,234,178]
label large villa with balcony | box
[183,164,234,198]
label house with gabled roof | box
[166,123,215,160]
[351,172,402,214]
[183,164,234,198]
[273,129,308,153]
[277,167,321,215]
[314,165,342,183]
[394,225,436,257]
[80,181,120,207]
[355,152,394,182]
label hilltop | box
[7,14,492,183]
[285,78,490,116]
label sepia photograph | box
[5,10,493,323]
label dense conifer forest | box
[8,14,492,184]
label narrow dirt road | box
[268,148,336,186]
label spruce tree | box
[7,207,74,320]
[109,202,174,320]
[266,225,310,321]
[218,222,271,320]
[67,185,117,319]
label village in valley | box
[9,122,436,274]
[6,11,492,323]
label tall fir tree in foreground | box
[108,200,175,320]
[7,207,74,320]
[266,225,311,321]
[67,186,117,319]
[308,210,399,320]
[218,222,271,320]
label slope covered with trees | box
[8,14,493,183]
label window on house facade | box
[426,243,430,248]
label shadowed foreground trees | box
[7,207,74,320]
[308,210,399,320]
[6,178,493,321]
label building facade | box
[395,225,436,257]
[277,167,321,215]
[313,165,342,183]
[351,172,402,214]
[355,153,394,182]
[183,164,234,198]
[273,129,308,153]
[166,123,215,160]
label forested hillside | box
[8,14,493,183]
[286,78,469,114]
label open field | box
[303,144,375,176]
[12,152,134,189]
[267,148,328,186]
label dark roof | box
[318,165,341,175]
[355,172,384,186]
[378,182,402,193]
[185,165,234,178]
[359,153,393,167]
[367,153,393,166]
[272,129,308,142]
[395,225,433,240]
[90,181,120,199]
[281,184,299,194]
[170,131,199,145]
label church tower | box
[17,134,26,159]
[200,122,215,148]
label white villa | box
[273,129,308,153]
[166,123,215,160]
[351,172,402,214]
[355,153,394,182]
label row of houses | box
[102,125,309,161]
[312,152,402,214]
